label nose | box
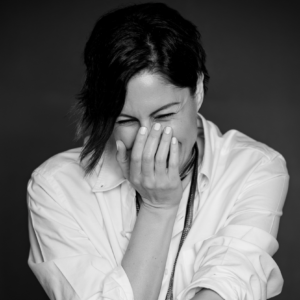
[140,119,153,132]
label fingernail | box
[154,123,161,130]
[172,137,177,144]
[139,127,147,135]
[165,127,171,134]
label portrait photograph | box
[1,1,299,299]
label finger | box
[142,123,162,177]
[116,140,129,179]
[168,137,180,179]
[155,126,172,176]
[130,126,148,177]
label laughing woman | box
[27,3,289,300]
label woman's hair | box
[76,2,209,173]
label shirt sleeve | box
[177,154,289,300]
[27,172,134,300]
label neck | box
[181,138,204,190]
[181,171,193,191]
[180,143,196,190]
[180,144,197,180]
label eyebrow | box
[119,102,180,118]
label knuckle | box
[155,155,164,165]
[142,179,153,190]
[131,154,140,163]
[116,155,121,164]
[149,132,160,141]
[170,176,180,187]
[130,177,140,186]
[168,161,177,169]
[121,157,129,164]
[156,181,166,190]
[169,180,177,189]
[116,153,126,163]
[142,154,152,164]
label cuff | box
[177,275,240,300]
[102,265,134,300]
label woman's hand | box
[116,123,183,209]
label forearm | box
[191,289,224,300]
[122,203,178,300]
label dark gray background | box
[1,0,299,299]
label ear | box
[194,73,204,111]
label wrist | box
[139,200,179,221]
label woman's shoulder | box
[222,129,282,161]
[202,121,289,198]
[31,147,86,180]
[203,118,288,179]
[205,118,285,162]
[219,129,288,181]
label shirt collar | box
[84,113,217,193]
[198,113,215,182]
[83,137,126,192]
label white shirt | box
[27,115,289,300]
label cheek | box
[113,126,139,149]
[171,116,197,146]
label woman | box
[27,3,289,300]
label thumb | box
[116,140,129,178]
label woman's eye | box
[116,113,175,126]
[155,113,175,120]
[116,120,136,126]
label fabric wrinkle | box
[27,114,289,300]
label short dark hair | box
[75,2,209,173]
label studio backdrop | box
[1,1,299,299]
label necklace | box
[135,143,199,300]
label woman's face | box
[113,71,201,172]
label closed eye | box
[155,113,176,120]
[115,119,137,126]
[116,113,176,126]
